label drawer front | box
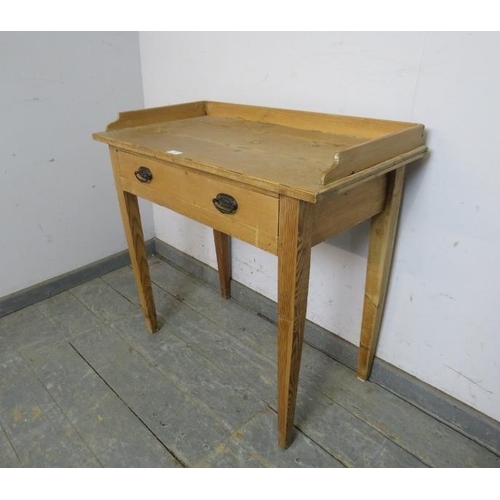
[115,151,279,254]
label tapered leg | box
[213,230,231,299]
[357,167,406,380]
[277,196,313,449]
[109,148,158,333]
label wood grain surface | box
[277,197,314,449]
[357,168,406,380]
[94,101,426,202]
[117,150,279,254]
[213,230,232,299]
[109,148,158,333]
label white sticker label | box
[166,150,183,155]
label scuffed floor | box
[1,257,498,468]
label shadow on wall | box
[322,136,432,258]
[323,219,370,258]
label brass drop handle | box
[212,193,238,214]
[134,166,153,183]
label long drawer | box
[115,150,279,254]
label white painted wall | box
[140,32,500,422]
[0,32,153,297]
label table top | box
[93,101,426,202]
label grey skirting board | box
[0,239,156,318]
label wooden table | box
[93,101,426,449]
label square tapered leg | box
[358,167,406,380]
[277,196,313,449]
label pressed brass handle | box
[212,193,238,214]
[134,166,153,183]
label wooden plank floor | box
[1,256,499,468]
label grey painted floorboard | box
[1,257,498,467]
[156,241,500,457]
[215,408,344,468]
[70,278,138,325]
[69,323,234,465]
[1,304,179,468]
[0,422,22,467]
[111,310,267,432]
[106,263,425,467]
[101,265,145,305]
[196,435,265,468]
[19,340,180,468]
[143,258,500,468]
[37,292,102,336]
[0,342,100,467]
[299,347,500,468]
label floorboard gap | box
[263,405,349,467]
[0,421,24,466]
[67,342,187,468]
